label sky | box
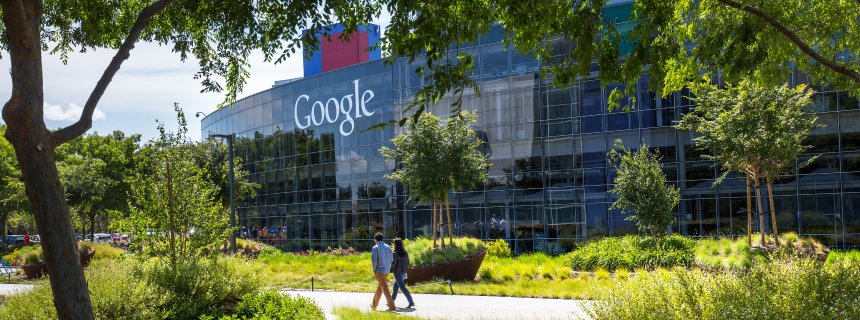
[0,14,390,142]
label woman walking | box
[390,238,415,308]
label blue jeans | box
[391,273,414,305]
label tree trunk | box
[432,198,437,248]
[1,1,95,318]
[754,180,766,247]
[0,213,7,247]
[167,159,177,269]
[445,191,453,244]
[90,210,96,244]
[746,174,752,247]
[767,179,780,246]
[438,199,446,248]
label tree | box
[58,154,113,241]
[0,125,29,244]
[382,0,859,119]
[56,131,139,242]
[189,138,259,214]
[381,111,489,248]
[382,113,447,247]
[607,140,680,237]
[122,106,227,268]
[0,1,376,316]
[441,111,490,243]
[678,80,816,247]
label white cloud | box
[43,102,106,122]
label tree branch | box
[717,0,860,85]
[52,0,176,146]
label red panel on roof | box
[320,31,369,72]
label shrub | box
[212,291,324,320]
[566,235,695,271]
[324,246,361,256]
[405,237,486,267]
[84,242,126,260]
[589,258,860,319]
[23,252,42,265]
[5,244,41,265]
[0,256,263,319]
[0,259,163,320]
[139,256,262,319]
[486,239,512,258]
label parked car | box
[4,235,24,245]
[84,233,112,243]
[111,233,130,246]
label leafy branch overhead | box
[382,0,860,115]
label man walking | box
[370,232,396,311]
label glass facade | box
[203,25,860,253]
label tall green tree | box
[608,140,680,237]
[57,131,140,242]
[678,80,816,247]
[382,113,447,247]
[381,111,489,247]
[0,2,376,316]
[122,107,227,268]
[0,125,29,244]
[441,111,490,243]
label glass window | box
[581,115,604,133]
[799,193,840,240]
[841,111,860,151]
[607,112,638,131]
[480,44,509,78]
[808,92,838,113]
[839,91,859,110]
[580,81,603,116]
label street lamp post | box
[211,133,237,254]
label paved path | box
[282,290,590,320]
[0,284,34,296]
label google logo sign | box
[294,79,375,136]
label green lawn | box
[258,251,613,300]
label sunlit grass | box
[260,251,614,300]
[333,307,428,320]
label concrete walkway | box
[0,284,34,296]
[282,290,590,320]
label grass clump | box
[694,237,753,270]
[333,307,427,320]
[826,250,860,265]
[565,235,696,271]
[405,237,486,267]
[589,258,860,319]
[695,233,828,270]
